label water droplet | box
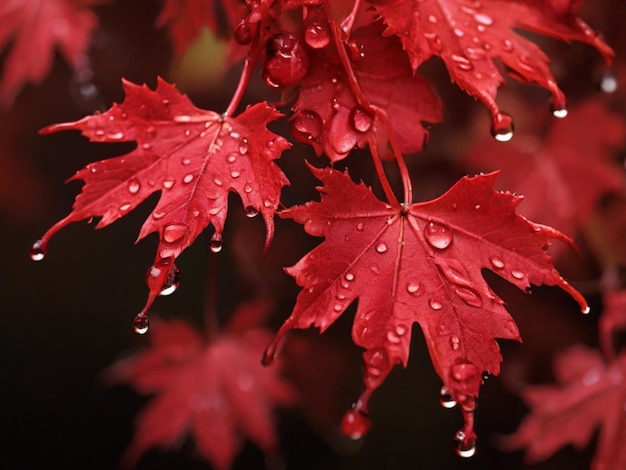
[142,143,151,150]
[551,103,568,118]
[147,126,157,138]
[502,39,514,52]
[181,157,191,165]
[455,287,483,308]
[174,115,192,123]
[159,264,181,296]
[214,178,223,186]
[106,131,124,140]
[304,22,330,49]
[440,386,457,408]
[511,270,525,280]
[182,174,193,184]
[450,335,460,350]
[230,170,241,178]
[428,14,438,23]
[599,70,618,94]
[95,129,105,137]
[345,273,355,282]
[238,138,249,155]
[263,200,272,208]
[453,28,465,37]
[244,184,253,193]
[424,221,453,249]
[333,303,343,312]
[163,178,175,189]
[369,263,380,274]
[356,222,364,231]
[209,207,221,215]
[227,153,237,163]
[119,203,131,211]
[292,110,323,143]
[133,313,149,334]
[474,12,493,25]
[375,242,388,254]
[395,324,408,336]
[128,178,139,194]
[340,409,370,439]
[209,235,223,253]
[455,433,477,458]
[351,107,373,133]
[386,330,401,344]
[489,256,504,269]
[582,305,591,315]
[30,239,46,261]
[450,54,473,71]
[407,282,421,295]
[430,299,443,311]
[490,112,514,142]
[465,46,486,60]
[234,19,252,45]
[152,211,165,220]
[163,224,187,243]
[244,206,259,218]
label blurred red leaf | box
[503,345,626,470]
[106,308,295,469]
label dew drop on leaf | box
[375,242,388,253]
[340,409,371,440]
[234,19,252,45]
[292,110,323,143]
[450,335,460,350]
[356,222,364,231]
[106,131,124,140]
[439,386,457,408]
[511,269,525,280]
[407,282,422,295]
[304,22,330,49]
[163,224,187,243]
[163,178,175,189]
[345,273,355,282]
[30,239,47,261]
[455,286,483,308]
[430,299,443,311]
[133,313,149,334]
[183,174,194,184]
[238,138,249,155]
[244,206,259,218]
[474,12,493,25]
[351,107,373,133]
[450,54,473,71]
[489,256,504,269]
[128,179,140,194]
[424,222,453,250]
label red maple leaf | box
[0,0,100,108]
[105,308,295,469]
[502,345,626,470]
[157,0,247,58]
[465,100,626,235]
[33,78,290,321]
[600,290,626,363]
[264,166,587,449]
[291,20,443,161]
[369,0,613,133]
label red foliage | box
[105,307,295,469]
[34,78,290,317]
[370,0,613,134]
[264,166,587,445]
[466,99,626,234]
[502,345,626,470]
[0,0,99,107]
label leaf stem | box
[224,23,262,117]
[338,0,363,38]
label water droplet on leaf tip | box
[582,305,591,314]
[244,206,259,218]
[439,386,457,408]
[551,104,568,119]
[133,314,149,334]
[210,236,223,253]
[340,409,371,440]
[490,112,514,142]
[30,240,47,261]
[159,265,181,296]
[455,434,477,458]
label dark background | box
[1,1,624,469]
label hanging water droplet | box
[375,242,388,254]
[489,256,504,269]
[439,386,457,408]
[133,313,149,334]
[551,102,568,118]
[455,432,477,458]
[163,178,175,189]
[163,224,187,243]
[351,107,373,133]
[209,235,223,253]
[424,221,453,250]
[30,239,47,261]
[490,112,514,142]
[159,264,181,296]
[304,22,330,49]
[340,409,371,440]
[244,206,259,218]
[430,299,443,311]
[598,70,618,94]
[582,305,591,314]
